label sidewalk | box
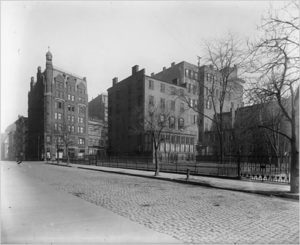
[63,162,299,200]
[1,161,181,244]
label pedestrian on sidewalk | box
[17,152,23,164]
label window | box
[169,116,175,129]
[68,94,71,100]
[193,115,197,124]
[54,113,58,120]
[71,116,74,122]
[67,115,71,121]
[171,100,175,111]
[195,73,198,80]
[149,95,154,106]
[185,69,189,77]
[71,125,75,132]
[78,138,85,145]
[78,117,84,124]
[71,95,75,101]
[205,87,209,96]
[188,98,192,107]
[160,98,165,110]
[180,103,184,113]
[78,126,84,133]
[160,83,165,93]
[159,114,166,126]
[68,125,71,132]
[149,80,154,90]
[58,123,62,131]
[188,84,191,93]
[193,85,196,95]
[178,118,184,129]
[206,100,212,110]
[54,123,58,130]
[206,73,210,82]
[193,99,198,108]
[58,113,62,120]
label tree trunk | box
[154,147,159,176]
[290,96,299,193]
[290,134,299,193]
[67,147,70,166]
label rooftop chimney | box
[163,67,166,71]
[132,65,139,75]
[30,77,34,90]
[112,77,118,86]
[171,62,175,67]
[151,72,155,77]
[209,64,213,69]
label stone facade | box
[27,51,88,160]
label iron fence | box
[68,155,290,183]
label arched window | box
[178,118,184,129]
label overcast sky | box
[1,1,286,132]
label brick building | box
[88,93,108,122]
[1,123,16,160]
[27,51,88,160]
[107,64,199,162]
[88,118,107,157]
[14,116,28,160]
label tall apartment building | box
[88,93,108,122]
[27,51,88,160]
[154,61,244,155]
[107,65,199,162]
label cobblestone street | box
[20,162,299,244]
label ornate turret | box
[46,47,53,68]
[45,48,53,92]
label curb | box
[74,165,299,201]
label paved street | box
[2,161,299,244]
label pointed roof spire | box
[46,46,53,62]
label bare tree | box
[247,1,299,193]
[181,33,245,163]
[131,96,189,176]
[131,105,172,176]
[53,119,74,165]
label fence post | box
[237,155,241,179]
[186,168,190,181]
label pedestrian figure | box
[17,152,23,164]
